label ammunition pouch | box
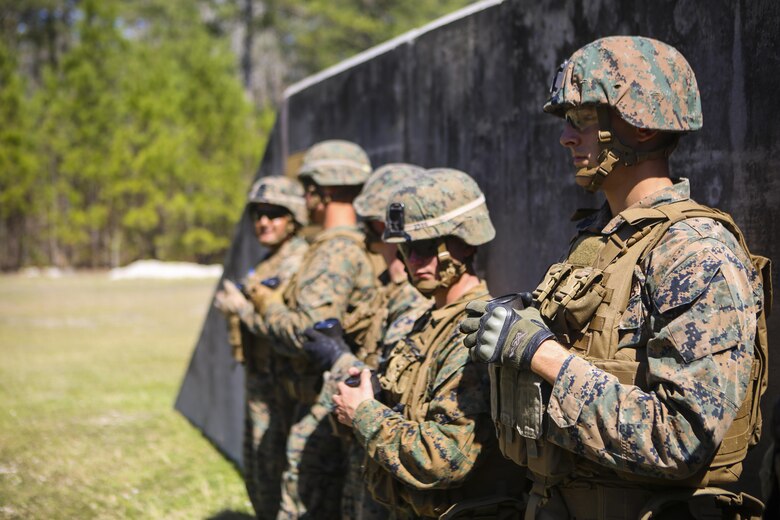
[228,314,244,363]
[491,364,575,486]
[537,265,607,343]
[378,337,425,404]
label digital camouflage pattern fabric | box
[383,169,495,246]
[353,163,425,221]
[544,35,702,132]
[340,278,431,520]
[238,235,309,518]
[297,140,372,187]
[544,179,761,479]
[262,226,378,355]
[352,282,525,518]
[284,277,430,520]
[264,225,379,519]
[487,178,766,518]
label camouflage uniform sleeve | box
[241,239,308,337]
[263,237,370,355]
[352,332,492,489]
[546,219,759,479]
[239,305,268,336]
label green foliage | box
[1,0,262,268]
[0,40,40,267]
[0,0,473,269]
[278,0,476,73]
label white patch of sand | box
[108,260,222,281]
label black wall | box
[176,0,780,497]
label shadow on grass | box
[207,511,256,520]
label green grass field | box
[0,272,253,519]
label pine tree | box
[0,40,40,269]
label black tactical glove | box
[302,320,350,371]
[460,294,554,369]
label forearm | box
[352,399,480,489]
[542,350,746,479]
[529,339,569,384]
[262,301,324,356]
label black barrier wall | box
[176,0,780,495]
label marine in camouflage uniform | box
[462,36,769,519]
[333,170,527,519]
[213,176,309,519]
[250,140,380,519]
[302,163,433,520]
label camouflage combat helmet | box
[247,176,308,226]
[544,36,702,192]
[297,140,372,187]
[383,168,495,246]
[383,168,494,295]
[354,163,425,221]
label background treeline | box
[0,0,473,270]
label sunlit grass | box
[0,272,253,519]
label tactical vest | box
[367,286,524,518]
[278,228,383,404]
[234,236,308,369]
[339,276,389,368]
[493,200,771,490]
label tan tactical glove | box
[245,281,284,315]
[460,294,554,370]
[214,279,254,320]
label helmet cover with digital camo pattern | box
[247,176,308,226]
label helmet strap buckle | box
[436,240,466,290]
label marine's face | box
[398,239,439,285]
[251,203,293,246]
[559,106,600,187]
[303,181,326,222]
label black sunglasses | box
[251,206,289,221]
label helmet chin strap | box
[412,240,466,296]
[575,106,678,193]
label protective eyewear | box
[397,239,439,260]
[564,106,598,131]
[251,206,289,221]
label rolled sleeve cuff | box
[353,399,395,448]
[548,354,601,429]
